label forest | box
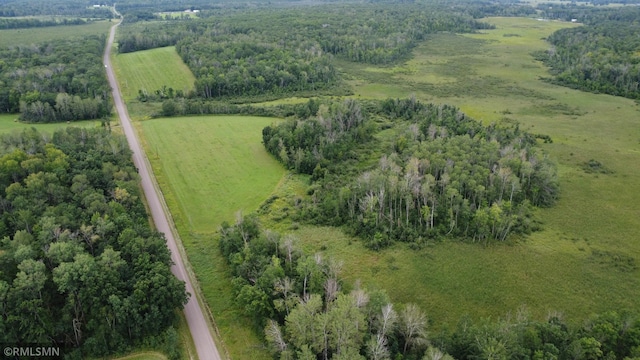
[536,6,640,99]
[0,34,112,122]
[219,215,640,360]
[263,98,558,248]
[0,128,187,358]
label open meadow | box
[131,15,640,356]
[0,20,112,47]
[112,46,195,102]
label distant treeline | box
[0,35,111,122]
[263,98,559,248]
[0,17,87,30]
[0,0,112,18]
[537,6,640,99]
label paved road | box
[103,15,221,360]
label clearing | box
[111,46,195,102]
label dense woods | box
[537,6,640,99]
[220,216,640,360]
[0,128,187,358]
[0,35,112,122]
[263,98,558,247]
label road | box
[103,15,222,360]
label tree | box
[286,294,323,352]
[328,293,367,356]
[399,303,429,354]
[423,346,455,360]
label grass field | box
[133,15,640,357]
[138,116,285,359]
[112,46,195,102]
[0,114,104,134]
[0,20,112,48]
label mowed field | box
[139,116,284,360]
[0,20,112,48]
[112,46,196,101]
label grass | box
[109,352,167,360]
[111,46,196,102]
[138,116,285,359]
[0,114,104,134]
[0,20,112,48]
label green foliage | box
[0,35,111,122]
[537,7,640,99]
[0,17,88,30]
[441,310,640,360]
[263,98,557,247]
[220,216,434,360]
[0,128,187,357]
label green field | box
[112,46,196,102]
[0,114,104,134]
[139,116,284,360]
[0,20,112,47]
[134,15,640,356]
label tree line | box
[536,6,640,99]
[0,127,187,358]
[0,17,88,30]
[263,98,559,248]
[220,214,640,360]
[0,0,113,18]
[0,35,112,122]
